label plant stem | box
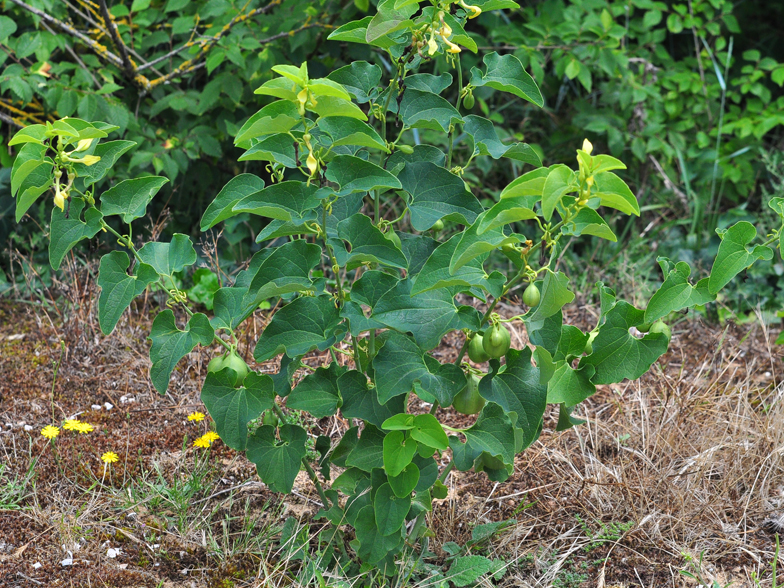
[320,201,348,306]
[407,461,455,543]
[446,54,463,170]
[50,340,65,422]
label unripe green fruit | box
[209,351,249,386]
[223,352,249,384]
[262,410,279,427]
[207,355,225,373]
[462,93,475,109]
[452,374,485,415]
[483,323,511,358]
[398,144,414,154]
[432,219,444,232]
[467,334,490,363]
[649,320,671,340]
[584,330,598,355]
[384,229,402,250]
[523,283,541,307]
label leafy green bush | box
[8,0,783,575]
[480,0,784,214]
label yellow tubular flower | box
[78,155,101,167]
[459,0,482,18]
[75,138,93,152]
[444,39,461,54]
[582,138,593,154]
[53,190,65,212]
[306,152,318,176]
[427,32,438,56]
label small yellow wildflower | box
[203,431,220,443]
[187,412,206,422]
[75,422,94,434]
[63,419,81,431]
[41,425,60,440]
[101,451,119,464]
[193,436,211,449]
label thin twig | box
[97,0,136,77]
[7,0,124,69]
[0,110,23,128]
[39,21,99,89]
[648,154,689,210]
[62,0,165,78]
[142,0,284,91]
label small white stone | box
[32,562,42,569]
[107,548,120,558]
[61,551,74,566]
[104,403,113,410]
[91,404,102,411]
[23,425,33,432]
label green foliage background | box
[1,0,783,311]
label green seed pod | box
[452,374,485,415]
[262,410,279,427]
[482,323,511,358]
[467,334,490,363]
[398,144,414,154]
[522,283,541,307]
[649,320,671,340]
[462,92,475,109]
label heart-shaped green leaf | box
[246,424,307,493]
[97,251,158,335]
[148,310,214,393]
[201,371,275,450]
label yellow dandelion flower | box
[63,419,81,431]
[193,436,211,449]
[41,425,60,440]
[203,431,220,443]
[187,412,205,422]
[101,451,119,464]
[76,422,94,434]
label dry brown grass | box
[0,261,782,587]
